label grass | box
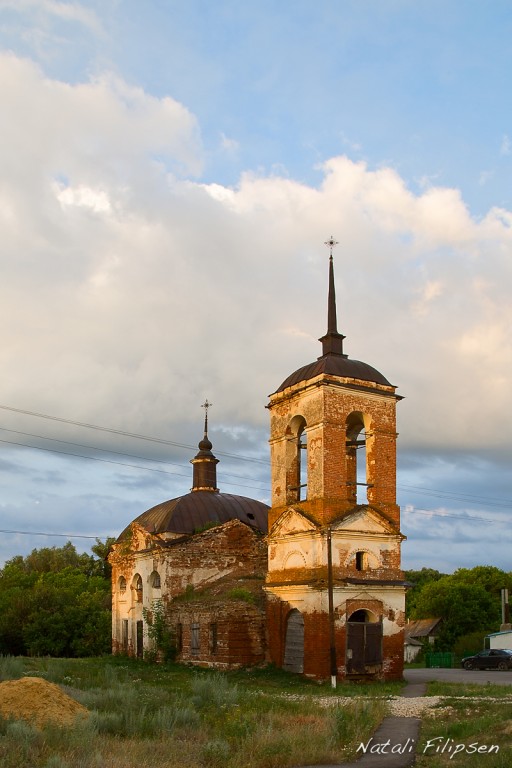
[416,692,512,768]
[426,680,512,698]
[0,656,393,768]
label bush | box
[0,655,24,681]
[227,587,255,604]
[191,674,239,710]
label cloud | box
[219,132,240,153]
[1,54,512,568]
[0,0,104,37]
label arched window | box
[133,574,143,603]
[119,576,127,592]
[355,551,367,571]
[346,412,370,504]
[150,571,161,589]
[286,415,308,503]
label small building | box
[404,636,423,663]
[486,630,512,650]
[405,618,442,647]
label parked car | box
[461,649,512,671]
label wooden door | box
[283,609,304,673]
[346,619,382,673]
[136,620,144,658]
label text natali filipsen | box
[357,736,500,758]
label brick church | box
[109,240,407,680]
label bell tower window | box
[346,412,370,505]
[286,416,308,503]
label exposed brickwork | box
[269,379,400,527]
[109,519,267,664]
[266,364,406,682]
[171,600,265,668]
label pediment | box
[349,591,379,603]
[332,507,394,535]
[270,508,318,537]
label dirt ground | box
[0,677,88,728]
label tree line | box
[405,565,512,654]
[0,540,114,657]
[0,542,510,657]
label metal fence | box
[425,652,455,668]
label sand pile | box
[0,677,89,728]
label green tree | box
[411,576,499,650]
[22,568,111,657]
[91,537,116,579]
[405,568,445,617]
[22,541,96,575]
[0,541,112,656]
[0,563,37,655]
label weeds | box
[416,699,512,767]
[191,672,239,709]
[227,587,256,604]
[20,654,512,768]
[0,655,25,681]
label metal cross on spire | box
[324,235,339,259]
[201,399,212,436]
[319,235,345,357]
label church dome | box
[276,355,391,393]
[129,491,268,536]
[118,402,268,541]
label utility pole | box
[327,527,337,689]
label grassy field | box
[0,656,397,768]
[3,657,512,768]
[415,681,512,768]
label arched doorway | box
[346,609,382,674]
[283,609,304,673]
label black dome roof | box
[121,490,268,539]
[118,408,268,543]
[275,354,391,393]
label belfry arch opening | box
[286,415,308,503]
[346,412,371,504]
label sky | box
[0,0,511,573]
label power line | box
[2,503,509,544]
[0,403,269,465]
[2,428,510,509]
[0,437,270,494]
[0,426,268,487]
[0,529,101,539]
[398,484,512,509]
[404,507,506,525]
[1,402,511,509]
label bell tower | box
[265,239,406,681]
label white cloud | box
[0,0,104,36]
[501,134,511,156]
[1,54,512,567]
[219,132,240,153]
[54,182,112,213]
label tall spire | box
[191,399,219,492]
[319,237,346,358]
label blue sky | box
[0,0,511,573]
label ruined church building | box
[110,239,407,681]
